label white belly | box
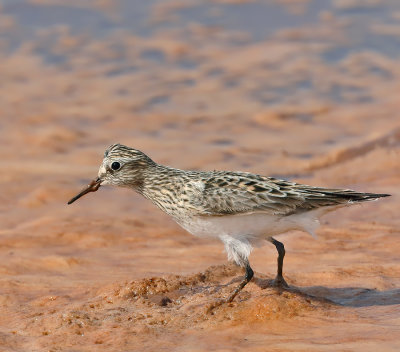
[176,209,326,243]
[174,206,345,267]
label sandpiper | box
[68,144,390,303]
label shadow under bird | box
[68,144,390,303]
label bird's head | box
[68,144,155,204]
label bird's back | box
[180,170,390,217]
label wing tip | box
[365,193,391,200]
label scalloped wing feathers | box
[187,172,387,217]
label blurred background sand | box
[0,0,399,350]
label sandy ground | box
[0,0,399,351]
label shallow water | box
[0,0,399,351]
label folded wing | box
[188,172,389,216]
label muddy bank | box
[6,264,400,351]
[0,0,399,351]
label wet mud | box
[0,0,399,351]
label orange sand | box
[0,0,399,351]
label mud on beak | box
[67,178,102,205]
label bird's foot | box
[206,290,240,313]
[206,298,230,313]
[270,275,289,289]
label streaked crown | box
[98,144,155,188]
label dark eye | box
[111,161,121,171]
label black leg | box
[269,237,288,288]
[226,262,254,303]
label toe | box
[271,275,289,288]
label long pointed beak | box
[67,178,102,205]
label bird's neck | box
[137,163,185,200]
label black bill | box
[67,178,102,204]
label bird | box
[68,143,390,303]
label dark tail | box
[302,187,391,207]
[349,192,390,202]
[323,190,391,203]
